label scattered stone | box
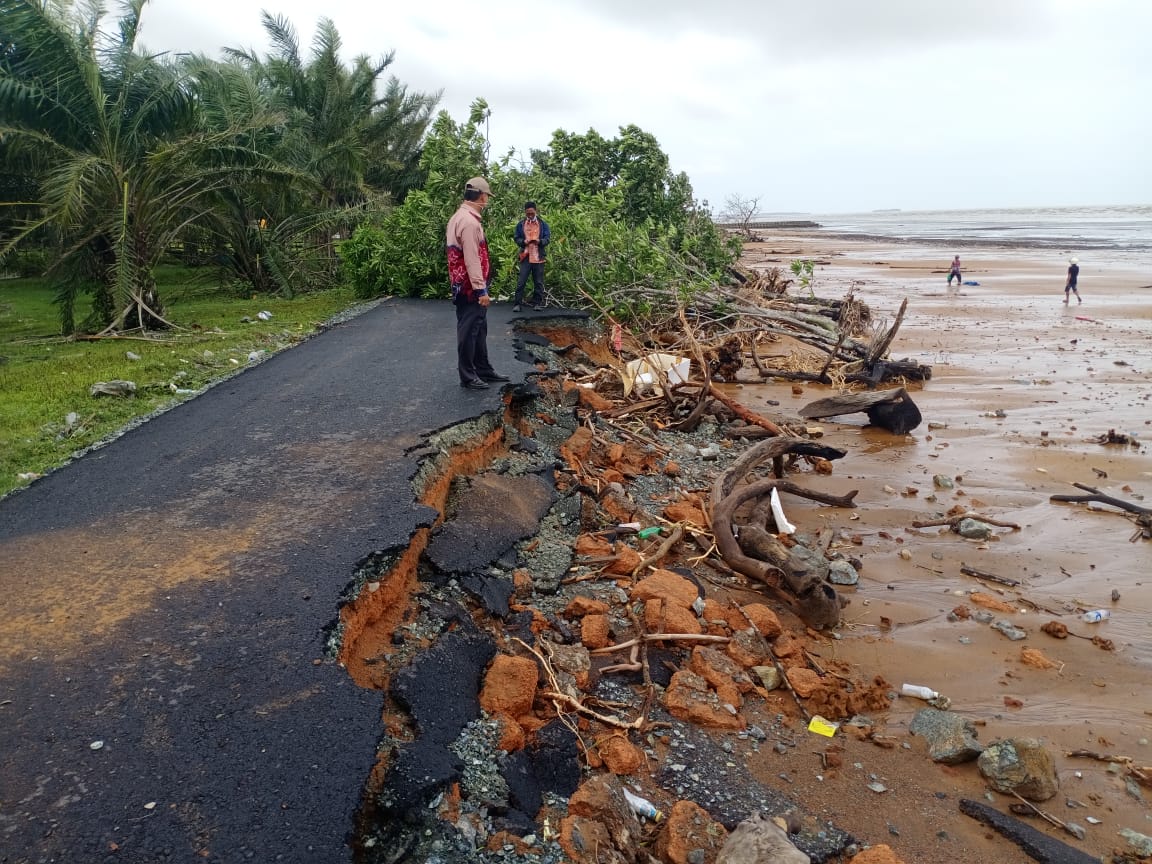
[562,774,645,864]
[726,628,770,669]
[969,592,1016,613]
[751,665,783,691]
[599,735,643,775]
[125,351,141,361]
[977,738,1060,802]
[565,596,611,616]
[631,569,701,609]
[664,461,682,477]
[867,782,888,794]
[957,518,992,540]
[785,667,822,699]
[655,800,728,864]
[479,655,539,718]
[645,598,703,635]
[933,474,954,489]
[663,670,745,731]
[1065,822,1086,841]
[909,709,983,764]
[1020,648,1059,670]
[828,560,860,585]
[581,614,611,649]
[691,646,753,706]
[740,603,783,639]
[991,619,1027,641]
[849,845,907,864]
[90,379,136,398]
[1119,828,1152,856]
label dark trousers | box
[515,260,545,305]
[456,299,495,383]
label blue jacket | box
[513,217,550,262]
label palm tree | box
[0,0,283,332]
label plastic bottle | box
[1081,610,1110,623]
[901,683,940,701]
[622,789,663,822]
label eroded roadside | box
[331,319,892,864]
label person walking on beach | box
[446,177,509,390]
[947,255,962,287]
[512,201,550,312]
[1064,257,1082,304]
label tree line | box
[0,0,737,334]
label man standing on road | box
[1064,256,1082,305]
[512,201,550,312]
[446,177,510,390]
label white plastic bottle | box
[1081,609,1110,623]
[901,683,940,700]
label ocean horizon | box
[751,204,1152,252]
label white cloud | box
[139,0,1152,211]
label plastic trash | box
[256,310,273,321]
[636,526,662,540]
[621,353,690,397]
[901,683,940,701]
[1081,609,1110,623]
[622,789,663,822]
[769,487,796,534]
[807,715,839,737]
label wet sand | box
[735,235,1152,861]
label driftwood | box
[960,564,1021,588]
[1050,482,1152,540]
[711,437,857,628]
[798,387,922,434]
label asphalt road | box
[0,299,557,864]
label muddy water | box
[740,238,1152,752]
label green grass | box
[0,266,360,498]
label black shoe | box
[481,372,510,382]
[460,379,490,390]
[512,304,521,312]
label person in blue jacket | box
[512,202,550,311]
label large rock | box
[909,709,983,764]
[691,646,754,704]
[716,812,809,864]
[563,775,645,863]
[632,569,702,608]
[479,655,539,717]
[740,603,783,639]
[849,846,907,864]
[726,628,770,669]
[785,667,822,699]
[655,800,728,864]
[977,738,1060,802]
[645,598,703,635]
[599,735,643,775]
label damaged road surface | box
[0,300,578,863]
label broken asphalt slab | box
[0,299,583,863]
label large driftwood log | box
[1051,482,1152,540]
[798,387,922,434]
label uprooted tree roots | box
[710,437,858,628]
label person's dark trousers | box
[514,260,545,306]
[455,298,495,383]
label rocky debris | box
[632,568,704,608]
[1021,647,1060,669]
[1119,828,1152,856]
[664,670,745,731]
[655,800,729,864]
[848,847,907,864]
[459,571,515,617]
[977,738,1060,802]
[909,709,983,764]
[89,379,137,397]
[969,592,1017,613]
[991,619,1028,641]
[827,560,860,586]
[752,665,783,691]
[561,775,647,864]
[960,798,1103,864]
[716,812,810,864]
[957,518,992,539]
[480,654,539,718]
[596,734,644,775]
[739,603,782,639]
[654,719,854,860]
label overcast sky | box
[140,0,1151,214]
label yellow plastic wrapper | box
[807,715,839,737]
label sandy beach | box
[727,231,1152,861]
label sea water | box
[762,205,1152,252]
